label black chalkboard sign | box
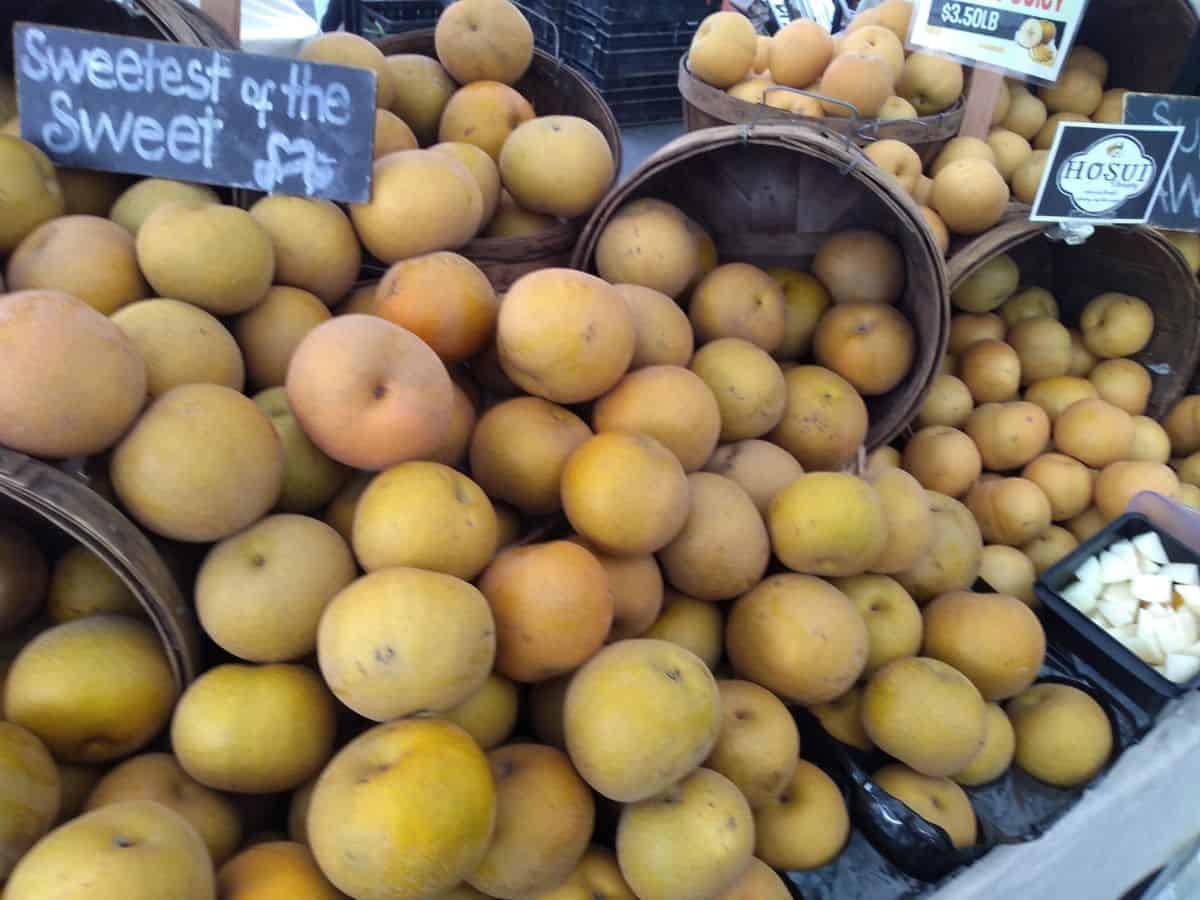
[1124,93,1200,233]
[13,22,375,203]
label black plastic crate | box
[570,0,718,24]
[563,29,687,81]
[564,1,703,49]
[518,0,568,16]
[606,93,682,126]
[597,82,682,104]
[576,68,678,92]
[355,0,446,35]
[521,7,563,55]
[517,0,572,51]
[1036,511,1200,702]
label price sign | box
[908,0,1089,82]
[1123,93,1200,232]
[14,23,376,203]
[1030,122,1184,225]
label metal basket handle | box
[513,1,561,63]
[754,86,878,174]
[751,86,860,151]
[854,115,932,143]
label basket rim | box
[676,55,966,145]
[133,0,238,48]
[570,121,951,451]
[946,213,1200,418]
[373,28,621,254]
[0,447,199,689]
[373,27,624,175]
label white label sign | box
[1030,122,1184,225]
[908,0,1089,82]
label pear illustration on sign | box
[1056,134,1158,215]
[253,133,337,195]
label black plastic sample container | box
[1036,511,1200,702]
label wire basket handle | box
[854,115,932,143]
[513,1,561,63]
[751,85,861,152]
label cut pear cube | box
[1125,634,1166,665]
[1176,584,1200,615]
[1165,653,1200,684]
[1102,624,1130,645]
[1149,607,1193,655]
[1138,556,1162,575]
[1097,588,1138,627]
[1099,550,1137,583]
[1113,623,1138,640]
[1111,539,1138,566]
[1133,531,1170,565]
[1102,580,1137,606]
[1161,563,1199,586]
[1178,641,1200,658]
[1062,580,1100,615]
[1137,612,1167,661]
[1074,556,1103,591]
[1133,573,1173,605]
[1176,606,1199,647]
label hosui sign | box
[13,23,376,203]
[1030,122,1183,224]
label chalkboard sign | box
[1124,93,1200,233]
[1030,121,1183,225]
[13,23,376,203]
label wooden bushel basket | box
[375,30,623,293]
[0,449,201,690]
[0,0,236,73]
[1075,0,1198,93]
[677,56,965,164]
[947,214,1200,420]
[571,123,950,452]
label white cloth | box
[186,0,320,56]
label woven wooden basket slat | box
[572,123,950,452]
[677,57,965,165]
[375,29,622,293]
[947,212,1200,420]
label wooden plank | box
[960,69,1004,140]
[201,0,241,46]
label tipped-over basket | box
[0,448,201,690]
[571,122,950,452]
[677,57,965,165]
[947,214,1200,419]
[375,29,622,292]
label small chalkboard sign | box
[1030,121,1183,225]
[13,23,375,203]
[1124,93,1200,233]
